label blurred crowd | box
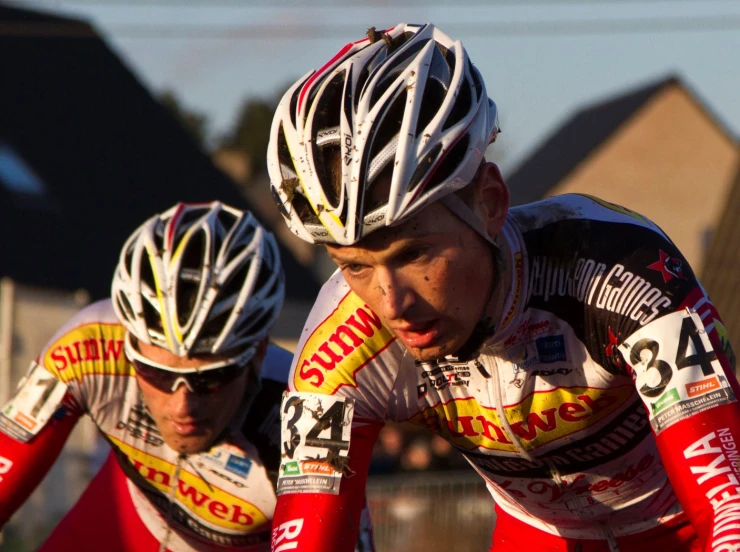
[368,424,471,475]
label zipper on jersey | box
[482,351,621,552]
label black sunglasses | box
[124,334,256,395]
[131,358,248,395]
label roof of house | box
[505,75,736,206]
[0,5,320,302]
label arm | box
[272,413,382,552]
[0,372,80,527]
[619,291,740,552]
[0,404,78,526]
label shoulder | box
[510,193,665,237]
[39,298,132,383]
[288,270,399,396]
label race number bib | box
[277,392,354,495]
[0,362,67,442]
[618,309,735,434]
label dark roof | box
[506,75,680,206]
[0,5,320,302]
[700,160,740,363]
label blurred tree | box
[159,90,208,149]
[221,98,275,176]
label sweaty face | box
[326,202,495,361]
[134,341,250,454]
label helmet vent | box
[415,77,446,137]
[443,77,472,131]
[293,189,321,225]
[312,73,345,210]
[271,185,290,220]
[368,39,427,109]
[426,134,470,191]
[407,142,442,194]
[124,244,135,275]
[116,293,135,323]
[240,308,272,340]
[468,59,483,102]
[356,46,389,111]
[200,307,232,344]
[368,88,406,170]
[216,209,237,239]
[176,229,207,327]
[219,261,249,310]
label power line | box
[57,0,740,6]
[4,15,740,38]
[100,16,740,39]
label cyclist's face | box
[327,201,498,361]
[134,341,260,454]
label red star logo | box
[647,250,686,283]
[605,327,619,358]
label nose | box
[376,268,415,322]
[168,382,200,417]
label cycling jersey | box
[0,300,373,551]
[272,194,740,552]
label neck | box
[452,236,511,361]
[484,236,513,328]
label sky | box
[13,0,740,175]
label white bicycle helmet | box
[112,201,284,358]
[268,22,500,245]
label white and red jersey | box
[0,300,290,551]
[272,194,740,552]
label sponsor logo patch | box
[535,335,567,363]
[528,257,672,326]
[43,323,132,383]
[508,335,567,371]
[618,310,735,434]
[293,292,395,394]
[410,385,634,452]
[110,436,267,530]
[647,250,688,283]
[686,376,720,398]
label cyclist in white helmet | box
[0,202,374,551]
[266,23,740,552]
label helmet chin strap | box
[439,193,504,361]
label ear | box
[472,161,510,239]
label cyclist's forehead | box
[326,202,463,264]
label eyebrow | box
[330,234,439,266]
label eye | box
[400,247,427,264]
[342,262,369,276]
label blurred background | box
[1,0,739,549]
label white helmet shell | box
[111,202,284,358]
[268,22,500,245]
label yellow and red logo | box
[686,376,720,398]
[293,292,395,394]
[110,437,268,532]
[410,385,634,452]
[43,323,133,383]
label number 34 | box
[628,314,717,398]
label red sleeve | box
[0,399,79,527]
[271,421,382,552]
[638,300,740,552]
